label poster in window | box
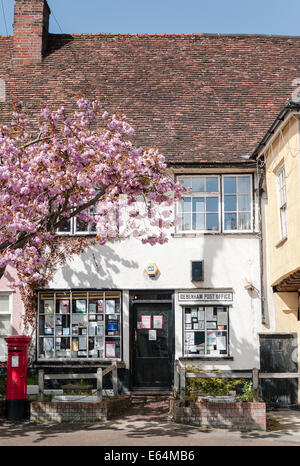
[97,299,104,313]
[59,300,70,314]
[72,339,79,351]
[106,300,115,314]
[89,302,97,313]
[79,336,87,350]
[97,324,104,337]
[44,337,54,352]
[191,309,198,319]
[185,332,194,345]
[107,321,119,332]
[198,321,205,330]
[217,335,227,351]
[44,300,54,314]
[75,299,86,313]
[141,315,151,329]
[105,341,116,358]
[206,307,215,321]
[44,316,54,334]
[207,331,217,346]
[207,321,217,329]
[198,309,205,320]
[217,311,227,325]
[185,313,192,324]
[149,330,157,341]
[153,315,163,329]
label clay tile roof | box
[1,32,300,165]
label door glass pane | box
[224,177,236,194]
[136,309,168,358]
[224,195,237,212]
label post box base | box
[6,399,29,421]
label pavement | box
[1,397,300,447]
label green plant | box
[185,373,246,401]
[235,381,253,402]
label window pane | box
[206,177,219,193]
[224,212,237,230]
[0,296,9,314]
[0,315,10,336]
[193,213,205,230]
[206,213,219,231]
[57,218,71,233]
[238,195,250,212]
[206,197,218,212]
[238,212,251,230]
[224,177,236,194]
[280,207,287,237]
[224,195,237,212]
[238,176,250,194]
[191,177,205,192]
[192,197,205,212]
[76,217,88,232]
[179,198,191,213]
[179,177,191,189]
[182,213,191,230]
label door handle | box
[134,330,137,342]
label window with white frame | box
[276,164,287,239]
[223,175,252,232]
[0,293,12,361]
[177,174,253,233]
[56,208,97,235]
[177,176,220,232]
[183,305,229,357]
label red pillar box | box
[5,335,31,421]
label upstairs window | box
[177,174,253,233]
[223,175,252,232]
[276,164,287,239]
[56,208,97,235]
[177,176,220,232]
[0,293,12,361]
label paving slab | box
[1,399,300,446]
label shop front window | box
[183,306,229,357]
[38,290,122,360]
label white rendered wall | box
[48,234,263,371]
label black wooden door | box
[132,303,173,389]
[260,334,298,406]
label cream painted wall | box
[265,115,300,286]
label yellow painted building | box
[252,103,300,403]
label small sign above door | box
[178,291,233,302]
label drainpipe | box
[257,162,266,325]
